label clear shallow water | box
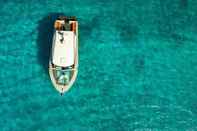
[0,0,197,130]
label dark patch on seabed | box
[36,13,64,73]
[180,0,188,9]
[79,15,101,44]
[133,54,145,74]
[119,24,139,42]
[115,19,139,44]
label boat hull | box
[49,17,78,94]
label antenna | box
[60,88,64,96]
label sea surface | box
[0,0,197,130]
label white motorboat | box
[49,16,78,94]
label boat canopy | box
[52,31,75,67]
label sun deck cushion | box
[52,31,75,67]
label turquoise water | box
[0,0,197,130]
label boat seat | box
[54,20,65,30]
[70,22,76,33]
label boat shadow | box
[36,13,64,74]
